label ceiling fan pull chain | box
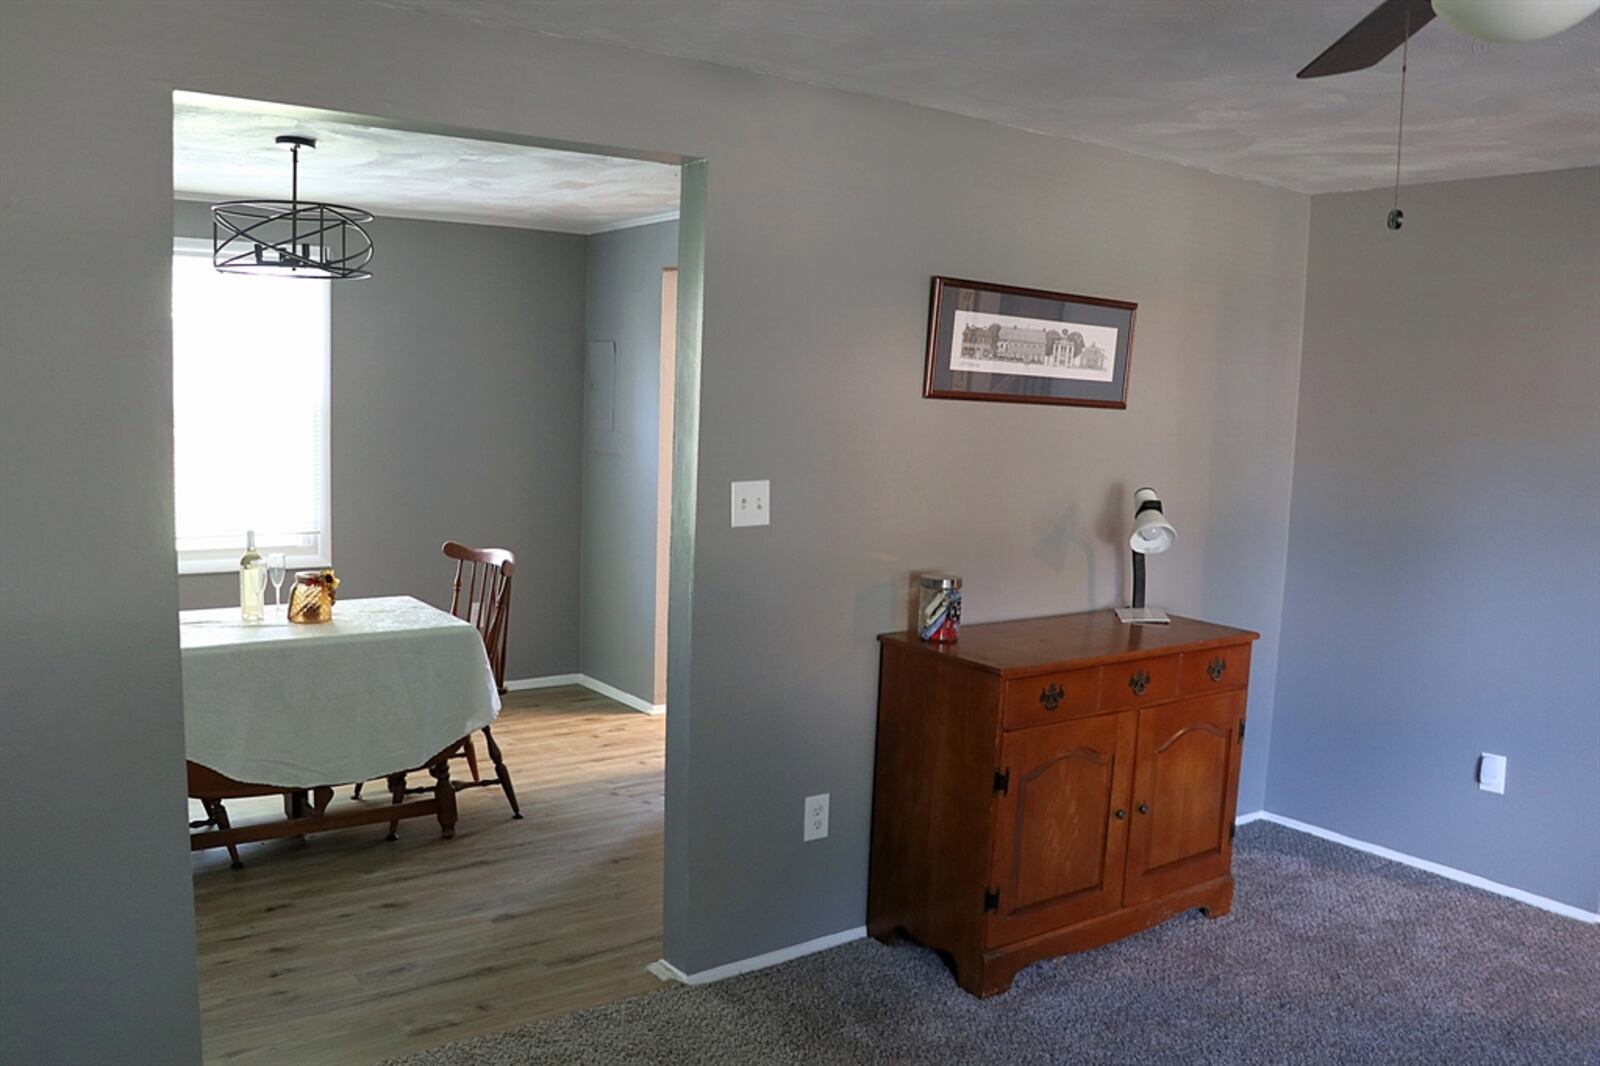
[1388,18,1409,230]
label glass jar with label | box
[917,574,962,643]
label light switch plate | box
[731,480,770,527]
[1478,752,1507,794]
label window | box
[171,239,331,574]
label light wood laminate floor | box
[190,686,665,1066]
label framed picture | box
[923,276,1137,408]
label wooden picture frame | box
[923,276,1137,408]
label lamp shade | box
[1128,487,1175,555]
[1432,0,1600,42]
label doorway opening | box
[172,90,703,1064]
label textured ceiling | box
[173,96,680,232]
[373,0,1600,193]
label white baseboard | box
[646,959,683,983]
[503,674,582,692]
[1234,809,1267,826]
[648,926,866,986]
[503,673,664,715]
[1250,811,1599,924]
[578,674,666,715]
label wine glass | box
[267,553,287,612]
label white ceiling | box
[173,96,680,233]
[374,0,1600,194]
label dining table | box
[182,594,501,864]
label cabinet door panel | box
[986,712,1136,947]
[1124,693,1243,906]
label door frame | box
[168,88,711,1017]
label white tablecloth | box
[181,595,501,788]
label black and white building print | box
[951,309,1116,382]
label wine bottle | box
[239,529,266,623]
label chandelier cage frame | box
[211,135,374,281]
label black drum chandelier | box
[212,135,374,280]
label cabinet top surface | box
[880,610,1258,676]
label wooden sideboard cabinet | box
[868,611,1258,996]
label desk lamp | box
[1115,487,1175,625]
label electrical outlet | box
[731,480,770,528]
[803,793,829,842]
[1478,753,1507,795]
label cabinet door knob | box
[1207,656,1227,682]
[1039,682,1065,711]
[1114,808,1126,820]
[1137,803,1150,815]
[1128,669,1151,696]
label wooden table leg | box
[385,773,406,841]
[430,760,457,839]
[285,789,311,843]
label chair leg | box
[385,772,406,841]
[463,734,481,783]
[203,799,243,869]
[482,726,522,819]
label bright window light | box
[172,240,330,574]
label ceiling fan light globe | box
[1432,0,1600,42]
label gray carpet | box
[385,824,1600,1065]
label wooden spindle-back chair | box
[440,540,521,818]
[353,541,522,822]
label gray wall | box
[1270,168,1600,912]
[0,5,1309,1057]
[1,18,203,1064]
[172,203,587,682]
[580,220,679,702]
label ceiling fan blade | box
[1298,0,1437,78]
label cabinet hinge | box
[1239,718,1246,741]
[983,887,1000,913]
[993,768,1010,795]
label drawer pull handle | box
[1207,657,1227,682]
[1114,808,1127,820]
[1039,683,1065,711]
[1129,669,1151,696]
[1137,803,1150,815]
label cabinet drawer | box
[1003,668,1100,729]
[1179,644,1251,695]
[1099,655,1179,710]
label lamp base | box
[1115,606,1170,625]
